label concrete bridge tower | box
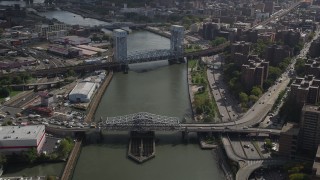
[113,29,127,62]
[170,25,185,57]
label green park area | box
[189,59,218,122]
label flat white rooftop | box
[0,125,45,140]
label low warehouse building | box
[0,125,46,154]
[69,82,96,103]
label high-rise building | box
[278,123,299,159]
[310,37,320,58]
[290,75,320,106]
[231,41,251,57]
[305,58,320,78]
[300,105,320,153]
[312,145,320,179]
[265,45,292,66]
[241,57,269,91]
[264,1,274,15]
[113,29,127,61]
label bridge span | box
[45,112,280,135]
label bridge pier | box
[121,64,129,74]
[182,131,189,142]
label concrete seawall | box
[85,71,114,123]
[61,139,82,180]
[187,59,195,121]
[144,27,171,38]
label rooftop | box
[280,122,299,136]
[70,82,96,96]
[0,125,45,141]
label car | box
[251,148,254,151]
[225,126,230,129]
[244,144,250,148]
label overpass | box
[8,80,64,89]
[0,42,228,77]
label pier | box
[128,131,155,163]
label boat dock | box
[128,131,155,163]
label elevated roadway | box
[0,43,229,77]
[247,1,301,31]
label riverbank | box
[85,71,113,123]
[58,6,112,24]
[61,139,82,180]
[188,59,219,122]
[144,26,171,39]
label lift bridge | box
[101,112,181,131]
[126,49,175,64]
[113,25,184,64]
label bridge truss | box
[102,112,181,131]
[125,49,176,64]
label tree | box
[289,173,310,180]
[249,95,258,102]
[0,153,7,165]
[23,148,38,163]
[268,66,282,81]
[57,138,74,159]
[101,34,110,41]
[211,37,227,47]
[239,92,248,103]
[0,87,10,98]
[251,86,262,97]
[295,58,305,77]
[66,70,76,77]
[253,39,271,57]
[264,138,273,151]
[12,76,23,84]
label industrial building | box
[69,82,96,103]
[54,36,91,45]
[35,24,69,38]
[0,125,46,154]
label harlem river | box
[3,10,224,179]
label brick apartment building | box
[290,75,320,106]
[231,41,252,57]
[305,58,320,78]
[278,123,299,159]
[265,44,292,65]
[241,57,269,91]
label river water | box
[73,31,223,180]
[3,10,224,180]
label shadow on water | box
[3,162,64,177]
[129,60,169,73]
[84,131,200,147]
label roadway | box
[221,135,286,180]
[0,44,229,77]
[249,1,301,30]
